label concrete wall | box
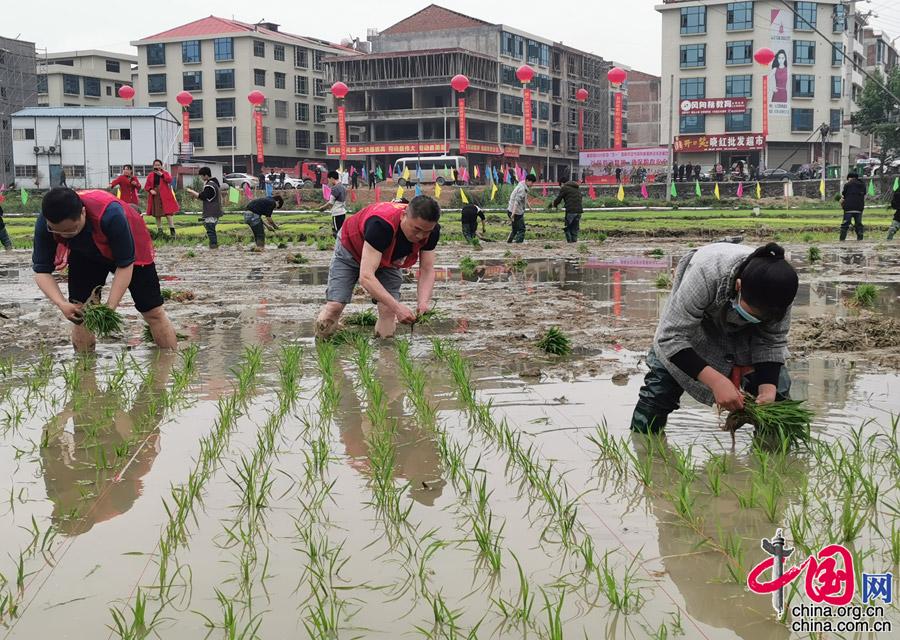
[371,26,501,58]
[38,53,136,108]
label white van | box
[393,155,469,186]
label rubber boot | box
[169,227,176,238]
[839,228,848,241]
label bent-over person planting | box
[244,195,283,249]
[630,242,799,434]
[316,195,441,339]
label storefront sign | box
[679,98,748,115]
[325,142,449,156]
[674,134,765,153]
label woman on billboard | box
[770,49,788,103]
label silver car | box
[224,173,259,189]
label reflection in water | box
[41,352,176,536]
[332,347,446,506]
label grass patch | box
[345,309,377,326]
[654,273,672,289]
[287,253,309,264]
[850,283,879,308]
[459,256,478,279]
[536,327,572,356]
[807,246,822,262]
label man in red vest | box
[316,195,441,338]
[32,187,177,352]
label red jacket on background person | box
[109,174,141,205]
[144,170,179,216]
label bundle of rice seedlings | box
[81,303,124,338]
[459,256,478,279]
[807,246,822,262]
[726,396,813,447]
[345,309,377,326]
[161,288,195,303]
[415,308,445,325]
[536,326,572,356]
[850,283,878,308]
[654,273,672,289]
[287,253,309,264]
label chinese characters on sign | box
[674,134,765,153]
[523,86,533,147]
[254,111,264,164]
[325,142,449,156]
[679,98,748,115]
[337,105,347,161]
[458,97,467,155]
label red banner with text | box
[254,111,264,164]
[523,87,532,147]
[578,107,584,151]
[458,97,467,155]
[614,92,623,150]
[762,76,769,138]
[337,105,347,161]
[182,110,190,144]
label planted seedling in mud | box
[648,248,664,258]
[109,589,162,640]
[316,238,332,251]
[717,526,745,583]
[459,256,478,279]
[807,246,822,262]
[160,288,195,302]
[596,551,643,613]
[802,233,814,243]
[725,396,813,448]
[654,273,672,289]
[508,257,529,272]
[186,250,196,258]
[287,253,309,264]
[536,327,572,356]
[81,303,125,338]
[850,283,879,308]
[345,309,377,326]
[578,242,589,255]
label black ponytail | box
[738,242,799,318]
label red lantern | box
[516,65,534,84]
[176,91,193,107]
[450,74,470,93]
[754,47,776,66]
[247,90,266,106]
[117,85,135,101]
[607,67,627,85]
[330,81,349,99]
[575,88,589,102]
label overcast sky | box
[4,1,900,76]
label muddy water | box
[1,241,898,638]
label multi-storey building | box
[626,69,662,147]
[858,26,898,159]
[36,50,137,108]
[658,0,865,173]
[323,4,620,181]
[131,16,357,172]
[0,36,38,187]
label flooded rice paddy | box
[0,240,897,639]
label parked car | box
[279,176,305,189]
[759,168,796,181]
[224,173,259,189]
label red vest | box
[61,190,155,266]
[341,202,424,269]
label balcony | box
[324,106,499,123]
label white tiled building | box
[37,50,137,108]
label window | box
[725,74,752,97]
[215,69,234,90]
[538,128,549,147]
[51,58,74,66]
[540,44,550,67]
[791,108,814,132]
[62,165,85,178]
[792,74,815,98]
[314,51,324,71]
[831,42,844,66]
[539,102,550,120]
[261,127,270,144]
[295,129,310,148]
[63,74,80,95]
[794,2,817,31]
[15,165,37,178]
[500,124,523,144]
[216,126,235,147]
[830,108,842,132]
[254,69,266,86]
[680,115,705,134]
[680,44,706,69]
[84,77,101,97]
[13,128,35,140]
[500,65,517,86]
[501,94,523,116]
[832,4,846,33]
[314,79,326,96]
[148,101,167,108]
[314,131,327,151]
[793,40,815,65]
[106,59,120,73]
[183,71,202,91]
[295,102,309,121]
[274,44,285,61]
[188,127,204,148]
[679,78,705,134]
[315,105,326,123]
[726,40,753,65]
[274,72,286,90]
[182,40,201,63]
[295,47,308,68]
[274,100,288,118]
[725,110,752,132]
[106,85,112,96]
[109,128,131,141]
[275,128,288,145]
[295,75,308,95]
[831,76,842,99]
[253,40,265,57]
[727,2,753,31]
[214,37,233,61]
[680,6,706,34]
[61,128,82,140]
[147,74,166,94]
[146,43,165,66]
[37,75,47,94]
[216,98,236,118]
[527,39,540,65]
[186,99,203,119]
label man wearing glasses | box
[32,187,177,351]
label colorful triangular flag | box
[434,182,442,198]
[493,167,499,183]
[892,176,899,191]
[694,180,702,197]
[350,165,357,175]
[265,182,274,197]
[473,165,480,179]
[21,189,28,206]
[375,165,383,180]
[460,189,469,204]
[415,183,422,197]
[867,179,876,196]
[402,166,410,181]
[388,164,393,179]
[375,185,382,202]
[504,168,511,184]
[670,182,678,198]
[432,167,437,182]
[588,185,597,199]
[350,189,358,202]
[322,185,332,201]
[490,182,498,201]
[736,181,744,198]
[229,186,240,203]
[755,181,761,199]
[641,183,649,199]
[362,166,368,183]
[714,183,720,200]
[530,166,536,177]
[294,190,301,206]
[416,164,423,182]
[819,178,826,197]
[542,185,547,197]
[396,185,405,199]
[616,184,625,202]
[244,184,253,200]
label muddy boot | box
[839,228,848,241]
[315,318,340,340]
[169,227,176,238]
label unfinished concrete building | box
[0,36,38,187]
[324,4,620,181]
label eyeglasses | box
[46,221,82,238]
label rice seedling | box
[459,256,478,279]
[756,475,783,523]
[726,396,813,447]
[541,588,565,640]
[0,357,12,378]
[81,303,124,338]
[849,283,879,308]
[315,238,332,251]
[109,589,161,640]
[717,527,745,583]
[596,551,643,613]
[160,288,195,302]
[186,250,196,258]
[807,246,822,262]
[415,307,445,325]
[654,273,672,289]
[587,423,626,473]
[508,257,529,271]
[838,496,865,544]
[648,248,664,258]
[287,252,309,264]
[536,327,572,356]
[344,308,377,326]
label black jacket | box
[247,197,278,216]
[892,188,900,222]
[552,181,584,213]
[841,179,866,212]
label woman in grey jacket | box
[631,242,799,434]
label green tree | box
[851,67,900,161]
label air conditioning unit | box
[47,145,57,154]
[33,145,43,154]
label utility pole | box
[840,0,856,181]
[665,73,675,202]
